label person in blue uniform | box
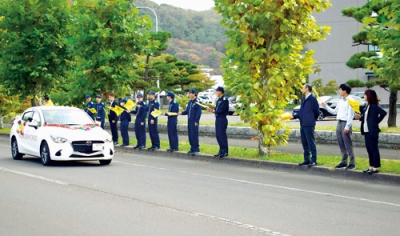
[119,98,131,147]
[207,86,229,158]
[95,94,106,129]
[85,94,95,120]
[147,91,160,151]
[108,93,119,145]
[133,93,148,150]
[179,88,202,155]
[165,91,179,152]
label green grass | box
[0,128,10,133]
[122,137,400,175]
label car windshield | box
[43,109,94,125]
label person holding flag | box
[147,91,160,151]
[132,93,148,150]
[164,92,179,152]
[95,94,106,129]
[85,94,95,120]
[108,93,119,145]
[119,98,131,147]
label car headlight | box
[50,135,68,143]
[105,135,113,143]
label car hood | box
[43,125,110,141]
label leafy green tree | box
[342,0,399,127]
[65,0,151,104]
[0,0,70,106]
[311,78,337,96]
[215,0,330,155]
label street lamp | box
[137,6,160,102]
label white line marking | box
[114,161,400,208]
[0,166,69,185]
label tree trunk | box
[144,54,151,97]
[258,126,271,156]
[387,90,398,127]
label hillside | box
[132,0,227,74]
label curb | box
[114,146,400,186]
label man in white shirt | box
[322,84,355,170]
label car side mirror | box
[27,117,33,122]
[28,124,38,130]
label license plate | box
[92,143,104,151]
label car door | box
[16,111,34,154]
[23,110,41,156]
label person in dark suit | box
[95,94,106,129]
[119,98,131,147]
[147,91,160,151]
[179,88,202,155]
[108,93,119,145]
[165,91,179,152]
[207,86,229,158]
[291,84,320,167]
[85,94,95,120]
[355,89,387,174]
[132,93,148,150]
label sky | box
[151,0,215,11]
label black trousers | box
[364,132,381,168]
[110,121,118,143]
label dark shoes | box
[148,147,160,151]
[167,148,179,152]
[121,144,129,147]
[346,164,356,170]
[214,153,228,158]
[308,162,317,167]
[187,151,199,155]
[133,145,145,150]
[299,161,310,166]
[364,168,379,174]
[114,142,119,145]
[335,163,347,169]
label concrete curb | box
[114,146,400,186]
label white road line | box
[114,161,400,208]
[0,166,69,185]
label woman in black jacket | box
[356,90,387,174]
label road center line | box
[114,161,400,208]
[0,166,69,185]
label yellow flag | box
[195,102,209,109]
[312,88,321,103]
[279,112,292,122]
[107,106,125,116]
[167,112,178,116]
[151,108,163,118]
[124,99,136,110]
[348,99,361,114]
[89,108,97,114]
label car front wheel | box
[11,138,24,160]
[99,159,112,165]
[317,111,325,121]
[40,142,52,166]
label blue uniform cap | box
[189,88,197,94]
[167,91,175,98]
[85,94,91,99]
[121,98,127,103]
[137,93,143,98]
[96,94,102,98]
[216,86,224,93]
[148,91,156,95]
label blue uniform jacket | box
[119,108,131,122]
[133,101,148,122]
[86,101,95,119]
[148,99,160,121]
[108,100,119,121]
[293,94,320,127]
[215,96,229,118]
[96,102,106,121]
[166,100,179,118]
[181,98,202,123]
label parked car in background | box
[228,101,236,115]
[292,95,366,121]
[198,95,215,105]
[10,106,114,166]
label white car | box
[10,106,114,166]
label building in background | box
[309,0,399,103]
